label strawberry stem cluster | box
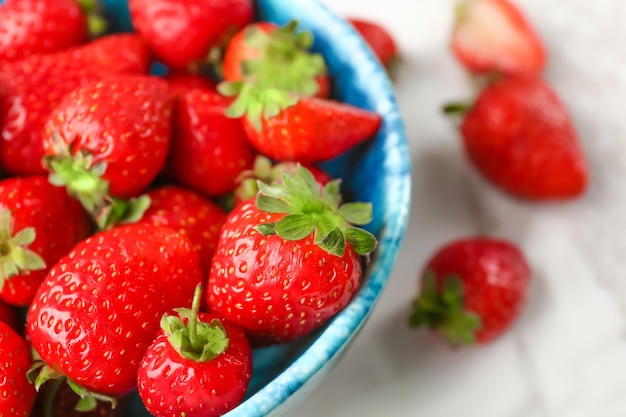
[0,208,46,286]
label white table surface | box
[297,1,626,416]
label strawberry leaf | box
[316,227,345,257]
[275,214,316,241]
[343,227,377,256]
[256,222,277,236]
[338,203,374,226]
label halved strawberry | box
[452,0,546,76]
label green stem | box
[188,285,202,349]
[44,378,64,417]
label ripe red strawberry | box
[0,34,151,176]
[348,18,399,69]
[27,224,203,403]
[457,76,588,199]
[233,155,332,206]
[207,166,377,345]
[167,88,255,197]
[410,238,531,345]
[138,286,252,417]
[129,0,254,69]
[43,76,174,227]
[0,176,91,306]
[137,186,227,273]
[0,321,36,416]
[452,0,546,76]
[0,299,18,331]
[238,96,382,163]
[222,21,330,99]
[0,0,89,62]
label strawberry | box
[128,0,254,69]
[43,76,174,228]
[0,321,36,416]
[27,224,203,405]
[0,299,18,331]
[235,95,382,164]
[233,155,332,206]
[0,0,89,63]
[409,237,531,345]
[137,186,227,273]
[166,88,256,197]
[221,21,330,99]
[207,166,377,345]
[0,34,151,176]
[138,286,252,417]
[0,176,91,306]
[348,18,399,69]
[455,76,588,199]
[451,0,546,76]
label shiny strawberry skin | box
[460,76,588,199]
[129,0,254,69]
[0,34,151,176]
[138,313,252,417]
[423,238,530,343]
[242,98,382,163]
[138,186,227,273]
[0,321,36,416]
[0,176,91,306]
[167,89,255,197]
[207,199,363,345]
[44,76,173,198]
[452,0,546,76]
[0,0,88,63]
[348,18,398,68]
[26,224,203,396]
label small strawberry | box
[166,88,256,197]
[229,93,382,164]
[221,21,330,99]
[451,0,546,76]
[233,155,332,206]
[348,18,399,69]
[27,224,203,406]
[0,0,89,63]
[0,33,151,176]
[0,321,36,416]
[129,0,254,69]
[409,237,531,345]
[43,76,174,228]
[137,186,227,273]
[453,76,588,199]
[0,176,91,306]
[207,166,377,345]
[0,299,18,331]
[138,286,252,417]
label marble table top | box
[299,0,626,416]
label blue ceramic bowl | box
[8,0,411,414]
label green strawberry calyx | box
[27,360,118,414]
[161,285,230,362]
[254,165,378,258]
[43,131,151,230]
[409,271,481,346]
[0,208,46,289]
[218,20,327,131]
[234,155,306,203]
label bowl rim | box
[224,0,412,415]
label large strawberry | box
[129,0,254,69]
[207,166,377,345]
[452,0,546,76]
[137,186,227,273]
[455,76,588,199]
[167,88,255,197]
[221,21,330,99]
[0,176,91,306]
[0,0,90,62]
[0,34,151,176]
[138,286,252,417]
[27,224,203,407]
[0,321,36,416]
[43,75,174,228]
[409,237,531,345]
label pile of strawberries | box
[0,0,385,416]
[410,0,589,346]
